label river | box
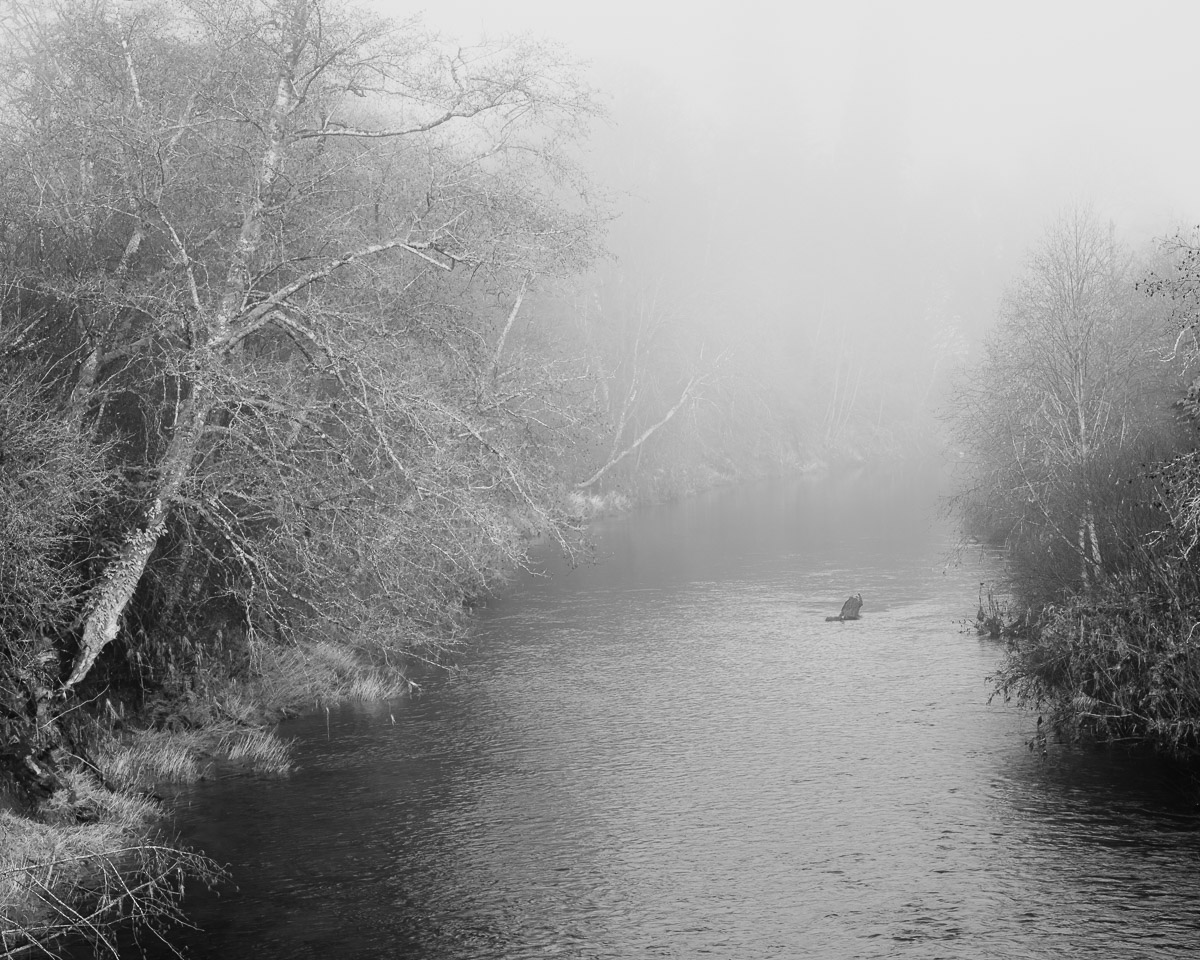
[140,472,1200,959]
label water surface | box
[148,473,1200,959]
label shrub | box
[991,548,1200,756]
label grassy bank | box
[2,767,220,957]
[0,638,417,958]
[0,439,904,958]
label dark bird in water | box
[826,593,863,622]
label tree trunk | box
[1077,519,1091,588]
[576,373,700,490]
[62,387,209,693]
[492,272,529,378]
[61,0,312,694]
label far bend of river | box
[143,472,1200,959]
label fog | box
[382,0,1200,448]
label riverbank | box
[1,771,222,958]
[0,639,417,957]
[111,471,1200,960]
[0,446,930,957]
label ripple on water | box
[137,477,1200,960]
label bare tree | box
[954,207,1180,593]
[0,0,603,694]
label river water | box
[144,472,1200,959]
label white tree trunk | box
[577,374,701,490]
[61,0,313,693]
[63,389,209,692]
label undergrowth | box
[986,558,1200,758]
[0,770,224,958]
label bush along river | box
[131,471,1200,959]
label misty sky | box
[376,0,1200,381]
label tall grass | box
[0,637,398,956]
[95,723,293,791]
[0,771,223,958]
[243,640,412,715]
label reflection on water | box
[141,472,1200,959]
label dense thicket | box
[0,0,618,778]
[0,0,864,831]
[0,0,844,734]
[954,209,1200,755]
[0,1,617,943]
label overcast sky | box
[373,0,1200,373]
[400,0,1200,221]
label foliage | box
[991,547,1200,754]
[0,370,115,784]
[964,216,1200,757]
[973,582,1027,639]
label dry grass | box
[245,640,411,714]
[215,728,291,775]
[43,770,160,831]
[96,731,204,792]
[0,639,407,955]
[0,770,223,958]
[95,722,293,793]
[84,638,409,800]
[87,639,409,795]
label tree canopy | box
[0,0,607,705]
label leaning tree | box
[0,0,604,705]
